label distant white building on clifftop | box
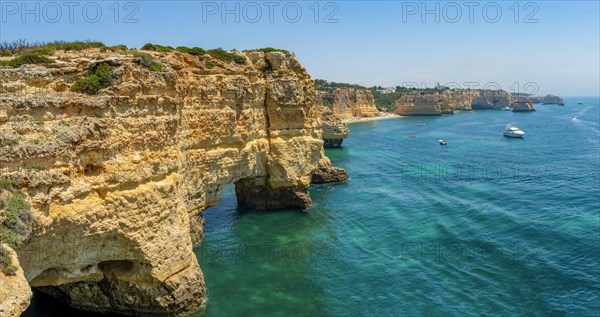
[378,87,395,94]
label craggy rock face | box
[512,101,536,112]
[0,49,332,315]
[471,90,513,109]
[0,245,31,317]
[317,89,379,119]
[396,89,515,115]
[313,95,349,148]
[396,90,479,115]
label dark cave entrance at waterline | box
[22,290,125,317]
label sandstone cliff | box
[313,95,349,148]
[513,94,542,104]
[396,89,515,115]
[0,48,344,315]
[395,90,478,115]
[317,88,379,119]
[0,245,31,317]
[471,90,512,109]
[511,101,536,112]
[542,94,565,105]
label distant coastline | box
[342,113,400,124]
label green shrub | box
[1,49,13,56]
[133,51,155,60]
[0,246,17,276]
[101,45,128,53]
[0,228,21,249]
[134,52,161,72]
[141,43,174,52]
[176,46,206,56]
[3,263,17,276]
[0,178,14,190]
[249,47,290,54]
[149,65,162,72]
[71,64,113,95]
[0,247,9,266]
[175,46,191,53]
[27,41,105,55]
[0,53,54,68]
[205,61,215,69]
[206,48,246,65]
[1,191,35,250]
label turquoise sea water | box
[195,97,600,317]
[23,97,600,316]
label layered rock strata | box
[314,96,349,148]
[470,90,513,109]
[317,89,379,118]
[511,101,536,112]
[0,49,345,315]
[396,89,517,115]
[396,90,479,115]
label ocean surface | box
[23,97,600,316]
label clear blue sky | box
[1,0,598,95]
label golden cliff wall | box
[396,89,517,115]
[318,88,379,118]
[0,49,332,315]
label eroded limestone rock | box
[316,89,379,119]
[0,48,344,315]
[542,94,565,105]
[0,244,32,317]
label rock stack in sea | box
[314,95,349,148]
[542,94,565,105]
[0,47,347,316]
[511,101,536,112]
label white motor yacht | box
[503,124,525,138]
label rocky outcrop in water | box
[314,96,349,148]
[0,48,345,315]
[317,89,379,118]
[542,94,565,105]
[311,155,349,184]
[511,101,536,112]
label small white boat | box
[503,124,525,138]
[502,106,511,111]
[439,139,447,145]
